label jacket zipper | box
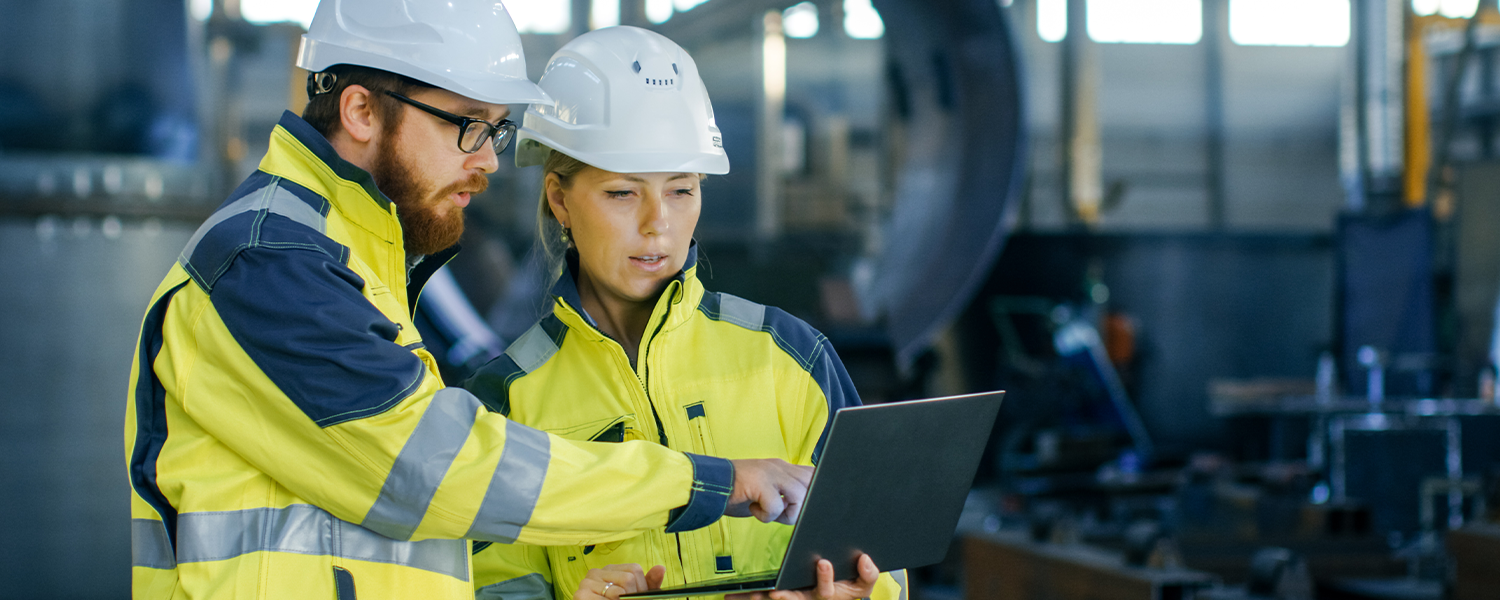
[639,300,672,447]
[578,284,693,578]
[634,291,698,580]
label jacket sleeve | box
[473,542,556,600]
[769,309,862,467]
[187,245,732,545]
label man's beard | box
[372,139,488,257]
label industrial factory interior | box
[5,0,1500,598]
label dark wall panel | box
[0,218,193,599]
[980,233,1335,456]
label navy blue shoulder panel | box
[462,312,569,416]
[180,173,343,293]
[697,292,861,464]
[210,245,428,427]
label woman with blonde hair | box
[465,26,904,600]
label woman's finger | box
[857,554,879,584]
[581,576,610,600]
[814,559,837,600]
[646,565,667,591]
[602,564,648,593]
[582,567,640,600]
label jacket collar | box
[549,242,704,337]
[258,111,403,247]
[269,111,393,211]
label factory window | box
[1038,0,1067,41]
[844,0,885,39]
[784,2,821,38]
[1413,0,1479,17]
[190,0,213,22]
[1089,0,1201,44]
[510,0,571,34]
[1229,0,1349,46]
[238,0,315,29]
[647,0,673,23]
[645,0,717,25]
[592,0,620,29]
[1037,0,1202,44]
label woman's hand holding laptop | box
[575,564,666,600]
[579,554,881,600]
[732,554,882,600]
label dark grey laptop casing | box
[621,390,1004,598]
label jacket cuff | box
[664,453,734,533]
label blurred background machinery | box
[5,0,1500,599]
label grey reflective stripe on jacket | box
[466,420,551,543]
[362,388,482,541]
[715,293,766,331]
[359,386,552,545]
[179,177,329,288]
[131,505,468,580]
[506,322,562,374]
[131,519,177,570]
[476,573,555,600]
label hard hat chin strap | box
[308,72,339,97]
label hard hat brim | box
[515,135,730,175]
[299,40,553,106]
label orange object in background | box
[1103,311,1137,369]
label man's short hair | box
[301,65,434,138]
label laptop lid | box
[622,390,1005,599]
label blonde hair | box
[537,147,590,279]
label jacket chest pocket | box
[364,284,419,347]
[682,402,716,455]
[545,415,645,443]
[682,402,734,574]
[589,416,649,443]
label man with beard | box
[123,3,812,600]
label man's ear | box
[545,172,571,226]
[339,84,379,143]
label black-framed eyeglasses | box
[384,91,517,154]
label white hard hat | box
[516,26,729,175]
[296,0,550,106]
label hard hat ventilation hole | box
[672,63,679,74]
[632,61,642,73]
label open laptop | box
[622,390,1005,599]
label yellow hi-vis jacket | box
[125,111,734,600]
[463,250,908,600]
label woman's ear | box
[545,172,571,226]
[339,84,379,144]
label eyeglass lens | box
[459,122,515,154]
